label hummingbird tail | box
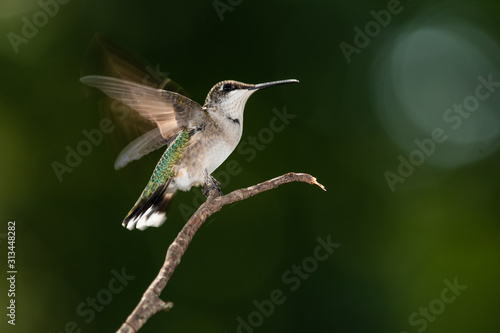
[122,184,174,231]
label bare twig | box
[116,172,325,333]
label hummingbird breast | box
[172,122,241,191]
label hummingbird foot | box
[202,175,223,197]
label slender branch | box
[116,172,325,333]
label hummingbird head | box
[203,79,299,123]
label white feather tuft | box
[125,208,167,231]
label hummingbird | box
[80,74,298,230]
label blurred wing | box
[80,76,206,168]
[80,75,202,138]
[80,35,205,170]
[81,34,190,96]
[114,127,170,170]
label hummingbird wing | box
[81,34,190,97]
[114,127,169,170]
[80,75,206,169]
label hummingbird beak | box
[251,79,299,91]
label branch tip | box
[312,177,326,191]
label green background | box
[1,0,500,332]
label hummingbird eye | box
[221,83,234,92]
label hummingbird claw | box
[202,176,223,197]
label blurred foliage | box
[1,0,500,332]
